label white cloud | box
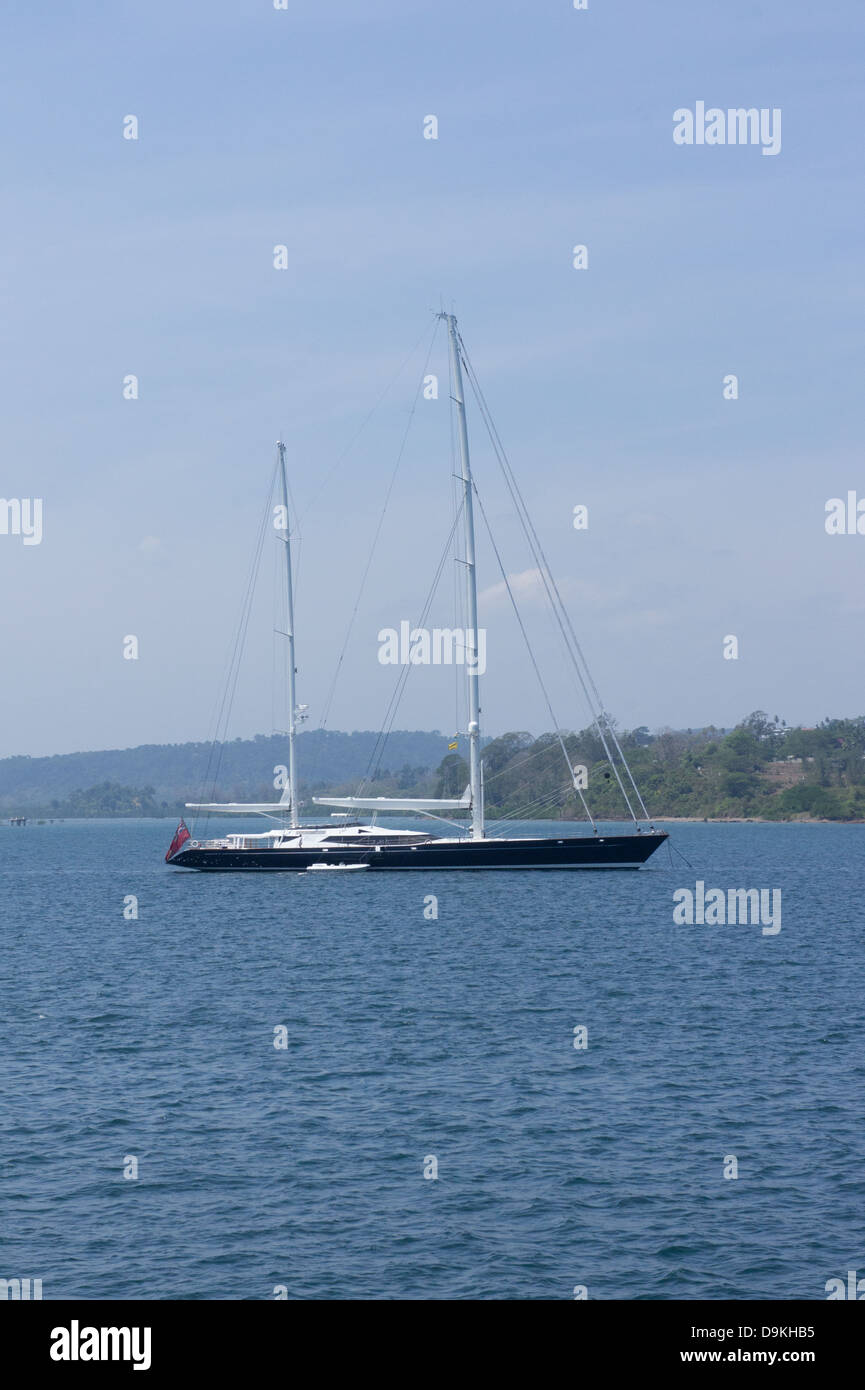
[479,567,544,608]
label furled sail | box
[186,784,294,815]
[312,786,470,812]
[185,801,293,814]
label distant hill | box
[0,729,455,812]
[3,714,865,821]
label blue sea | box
[1,818,863,1301]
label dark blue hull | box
[169,831,667,872]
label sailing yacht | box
[166,314,667,871]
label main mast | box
[445,314,484,839]
[277,440,300,829]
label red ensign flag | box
[165,820,191,861]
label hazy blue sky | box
[1,0,862,757]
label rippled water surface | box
[1,818,863,1300]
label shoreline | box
[650,815,865,825]
[4,814,863,827]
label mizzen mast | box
[277,440,300,829]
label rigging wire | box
[486,783,576,834]
[318,317,441,729]
[492,781,573,818]
[297,319,438,531]
[196,456,279,827]
[473,482,597,829]
[449,364,463,749]
[456,330,652,827]
[357,500,466,791]
[461,340,637,821]
[482,741,563,784]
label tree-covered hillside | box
[470,712,865,822]
[0,729,452,812]
[4,714,865,821]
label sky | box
[0,0,863,758]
